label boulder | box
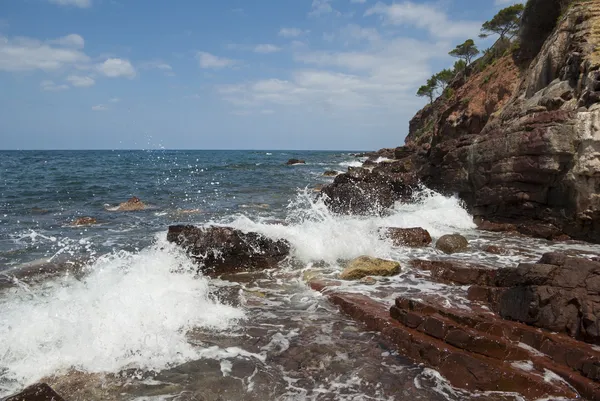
[340,256,400,280]
[323,170,338,177]
[483,245,508,255]
[382,227,432,247]
[5,383,66,401]
[72,217,97,226]
[116,196,146,211]
[435,234,469,254]
[286,159,305,165]
[167,225,290,274]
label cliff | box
[324,0,600,243]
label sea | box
[1,150,599,401]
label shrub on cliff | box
[449,39,480,66]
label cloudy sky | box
[0,0,517,150]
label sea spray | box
[219,187,476,265]
[0,237,244,396]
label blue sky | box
[0,0,517,150]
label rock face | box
[167,225,290,273]
[382,227,432,247]
[116,196,146,211]
[286,159,305,165]
[5,383,66,401]
[322,0,600,242]
[339,256,400,280]
[323,170,338,177]
[409,0,600,242]
[471,252,600,345]
[435,234,469,254]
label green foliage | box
[453,59,467,74]
[479,4,525,41]
[416,76,438,105]
[449,39,480,66]
[461,97,471,107]
[435,69,454,91]
[444,87,454,100]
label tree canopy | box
[449,39,480,65]
[435,69,454,90]
[416,76,438,105]
[479,4,525,41]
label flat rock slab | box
[308,282,579,400]
[340,256,401,280]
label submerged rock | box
[435,234,469,254]
[5,383,66,401]
[167,225,290,274]
[340,256,400,280]
[382,227,432,247]
[323,170,338,177]
[72,217,97,226]
[286,159,305,165]
[116,196,146,211]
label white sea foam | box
[338,160,364,168]
[223,188,475,265]
[0,238,244,396]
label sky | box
[0,0,518,150]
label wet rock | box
[382,227,432,247]
[339,256,400,280]
[116,196,146,211]
[167,225,290,274]
[5,383,66,401]
[359,276,377,285]
[319,290,579,400]
[72,217,97,226]
[320,167,415,215]
[435,234,469,254]
[484,245,508,255]
[476,220,517,233]
[491,253,600,345]
[286,159,305,165]
[410,260,497,286]
[516,222,564,240]
[323,170,338,177]
[30,207,49,215]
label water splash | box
[0,237,244,396]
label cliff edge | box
[324,0,600,243]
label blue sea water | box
[0,150,351,268]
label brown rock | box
[167,225,290,274]
[339,256,400,280]
[382,227,432,247]
[72,217,97,226]
[285,159,305,165]
[323,170,338,177]
[116,196,146,211]
[435,234,469,254]
[484,245,507,255]
[476,220,517,233]
[410,260,497,286]
[5,383,66,401]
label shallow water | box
[1,150,599,400]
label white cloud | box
[140,60,172,70]
[365,1,480,39]
[197,51,236,69]
[40,80,69,91]
[97,58,136,78]
[109,97,120,102]
[309,0,339,17]
[494,0,518,5]
[67,74,95,87]
[48,34,84,49]
[49,0,92,8]
[91,104,107,111]
[278,28,308,38]
[254,44,281,54]
[0,34,90,72]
